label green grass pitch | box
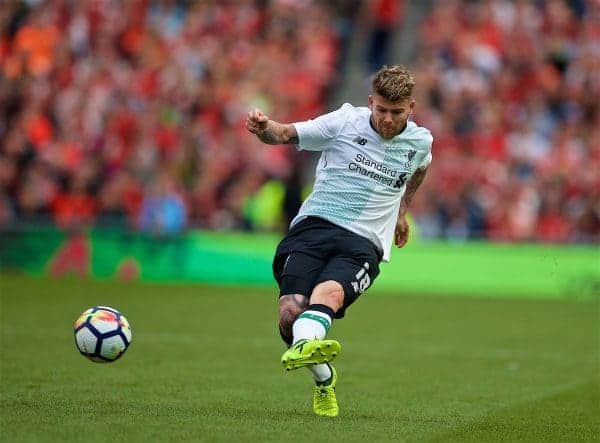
[1,274,598,442]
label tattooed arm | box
[395,166,428,248]
[245,108,299,145]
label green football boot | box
[313,365,338,417]
[281,339,341,371]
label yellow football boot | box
[281,339,341,371]
[313,365,338,417]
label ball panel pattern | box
[75,327,98,355]
[89,310,120,334]
[73,306,132,363]
[100,335,127,361]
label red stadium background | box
[0,0,597,244]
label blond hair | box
[371,65,415,102]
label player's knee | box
[310,280,344,312]
[278,294,308,345]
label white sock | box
[292,309,334,384]
[310,363,332,383]
[292,310,332,344]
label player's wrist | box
[256,119,271,135]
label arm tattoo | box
[257,122,298,145]
[400,167,427,213]
[257,129,280,144]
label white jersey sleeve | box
[419,150,432,169]
[293,103,353,151]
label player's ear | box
[368,95,374,110]
[408,99,415,115]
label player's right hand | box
[246,108,269,135]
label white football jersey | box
[292,103,433,262]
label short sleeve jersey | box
[292,103,433,262]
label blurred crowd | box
[0,0,597,245]
[411,0,599,243]
[0,0,358,233]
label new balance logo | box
[353,136,368,146]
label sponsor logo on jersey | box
[348,153,409,189]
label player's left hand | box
[395,215,409,248]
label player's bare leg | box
[281,281,342,370]
[278,294,308,346]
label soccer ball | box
[73,306,132,363]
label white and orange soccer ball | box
[73,306,132,363]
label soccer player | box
[245,65,432,417]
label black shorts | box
[272,217,382,318]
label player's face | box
[368,94,414,140]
